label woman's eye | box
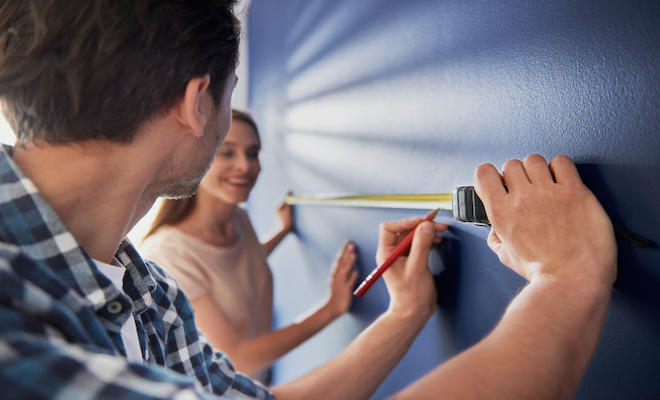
[217,151,233,158]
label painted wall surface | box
[246,1,660,399]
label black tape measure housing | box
[452,186,490,225]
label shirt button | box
[107,301,123,314]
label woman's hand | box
[277,200,294,234]
[324,241,359,318]
[262,195,295,256]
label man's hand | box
[270,219,447,400]
[389,155,617,400]
[475,154,617,288]
[377,218,448,319]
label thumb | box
[486,229,508,268]
[407,221,435,273]
[486,228,502,253]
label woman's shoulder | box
[139,226,196,259]
[140,226,180,249]
[233,205,250,222]
[233,206,262,245]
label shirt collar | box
[0,147,155,314]
[116,238,156,312]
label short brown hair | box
[0,0,240,145]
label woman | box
[140,109,358,384]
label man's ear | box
[177,75,212,138]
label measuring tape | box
[285,193,453,210]
[287,190,652,249]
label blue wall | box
[246,1,660,398]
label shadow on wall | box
[577,164,660,310]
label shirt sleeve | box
[0,266,219,400]
[0,331,222,400]
[0,248,274,400]
[143,260,275,400]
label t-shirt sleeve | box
[140,234,211,301]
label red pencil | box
[353,208,440,298]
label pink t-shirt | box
[140,207,273,383]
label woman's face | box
[198,119,261,205]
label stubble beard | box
[157,113,226,200]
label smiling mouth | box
[226,178,251,186]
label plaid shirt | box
[0,148,274,400]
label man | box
[0,1,616,400]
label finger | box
[474,163,507,210]
[433,222,448,233]
[341,247,357,272]
[348,270,359,286]
[501,159,530,192]
[406,221,435,274]
[432,222,447,244]
[341,242,357,265]
[486,228,502,253]
[381,218,424,234]
[522,154,553,185]
[379,218,423,247]
[334,241,352,264]
[486,229,508,271]
[549,155,582,185]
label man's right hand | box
[475,154,617,290]
[377,218,448,320]
[388,155,617,400]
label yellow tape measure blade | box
[285,193,453,210]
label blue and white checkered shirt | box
[0,147,274,400]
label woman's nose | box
[235,153,250,172]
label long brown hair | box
[143,109,260,240]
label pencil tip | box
[428,208,439,220]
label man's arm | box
[270,218,448,400]
[389,155,617,400]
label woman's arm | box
[191,241,358,376]
[261,201,294,256]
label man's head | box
[0,0,240,146]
